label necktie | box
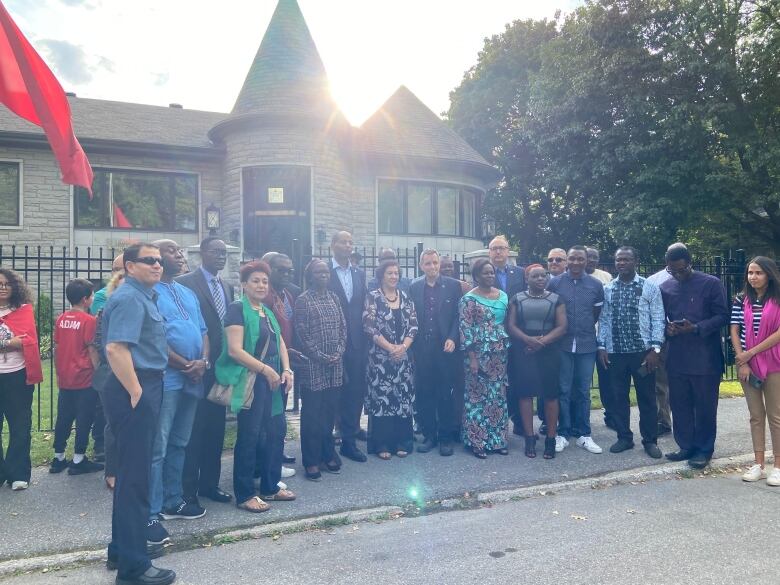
[211,277,226,320]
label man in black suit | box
[328,230,368,463]
[409,249,462,456]
[488,236,526,436]
[177,237,234,504]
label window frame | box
[376,178,482,238]
[0,159,23,229]
[73,165,201,233]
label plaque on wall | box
[268,187,284,204]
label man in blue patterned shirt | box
[597,247,665,458]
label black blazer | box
[497,264,526,299]
[176,269,235,364]
[409,275,462,349]
[328,261,367,351]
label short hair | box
[471,257,492,281]
[378,247,397,260]
[239,260,271,283]
[268,253,291,268]
[568,245,587,256]
[303,259,328,287]
[123,242,158,266]
[350,251,362,261]
[524,263,545,277]
[65,278,94,306]
[665,243,691,264]
[331,230,352,246]
[419,248,439,264]
[375,259,400,286]
[199,236,225,255]
[547,248,566,257]
[615,246,639,261]
[489,235,510,248]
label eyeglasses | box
[133,256,162,266]
[547,257,565,263]
[666,265,691,276]
[0,282,10,289]
[489,246,509,252]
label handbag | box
[207,333,271,409]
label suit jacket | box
[409,275,462,350]
[329,261,367,351]
[175,269,234,366]
[495,264,526,299]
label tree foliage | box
[447,0,780,263]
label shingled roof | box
[0,97,225,149]
[360,86,491,168]
[229,0,339,120]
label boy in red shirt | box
[50,278,103,475]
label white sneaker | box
[11,481,28,491]
[742,464,766,482]
[767,467,780,487]
[281,466,296,478]
[576,436,603,454]
[555,435,569,453]
[277,481,287,490]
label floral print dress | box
[459,290,510,451]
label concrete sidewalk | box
[0,398,757,564]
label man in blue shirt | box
[102,242,176,585]
[548,246,604,455]
[146,240,209,547]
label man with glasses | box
[547,248,568,277]
[660,244,729,469]
[367,248,412,293]
[102,242,176,585]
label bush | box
[38,334,52,359]
[35,294,53,337]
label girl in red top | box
[0,268,42,491]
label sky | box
[6,0,580,126]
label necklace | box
[250,302,266,315]
[382,289,399,303]
[527,290,547,299]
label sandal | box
[543,437,556,459]
[524,436,537,459]
[238,496,270,513]
[473,448,487,459]
[396,450,409,458]
[261,489,296,501]
[377,451,392,460]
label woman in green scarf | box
[218,260,295,513]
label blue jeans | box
[149,391,198,519]
[558,351,596,438]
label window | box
[0,162,20,226]
[377,180,481,237]
[75,168,199,231]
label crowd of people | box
[1,231,779,585]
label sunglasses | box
[133,256,162,266]
[547,257,565,263]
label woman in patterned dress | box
[364,259,418,459]
[459,258,510,458]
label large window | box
[377,180,480,237]
[0,162,20,226]
[75,168,199,231]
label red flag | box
[0,2,93,194]
[113,203,132,228]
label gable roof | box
[360,86,491,168]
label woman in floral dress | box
[459,258,510,458]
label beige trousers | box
[742,372,780,456]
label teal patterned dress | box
[459,290,510,452]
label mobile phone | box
[672,319,686,326]
[749,373,764,389]
[637,362,652,377]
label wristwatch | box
[651,346,661,354]
[284,368,294,375]
[202,359,211,370]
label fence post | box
[415,242,423,278]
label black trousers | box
[104,370,162,581]
[596,357,616,425]
[608,352,657,445]
[91,391,106,453]
[300,386,339,468]
[0,368,33,484]
[668,372,720,456]
[337,348,367,444]
[53,387,98,455]
[182,370,226,499]
[414,341,457,442]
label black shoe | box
[146,519,170,546]
[321,460,341,474]
[657,424,672,436]
[609,439,635,454]
[107,544,166,571]
[115,565,176,585]
[644,443,663,459]
[439,442,454,457]
[282,453,296,464]
[199,488,232,503]
[417,438,436,453]
[160,500,206,520]
[340,443,367,462]
[49,457,70,474]
[68,457,104,475]
[688,453,711,469]
[665,449,695,462]
[305,470,323,482]
[355,428,368,442]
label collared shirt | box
[200,266,228,309]
[102,276,167,371]
[547,272,604,354]
[495,266,508,292]
[598,273,665,354]
[422,279,441,338]
[590,269,613,285]
[646,268,672,287]
[155,281,207,393]
[331,258,354,302]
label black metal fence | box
[1,244,747,431]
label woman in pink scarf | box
[729,257,780,486]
